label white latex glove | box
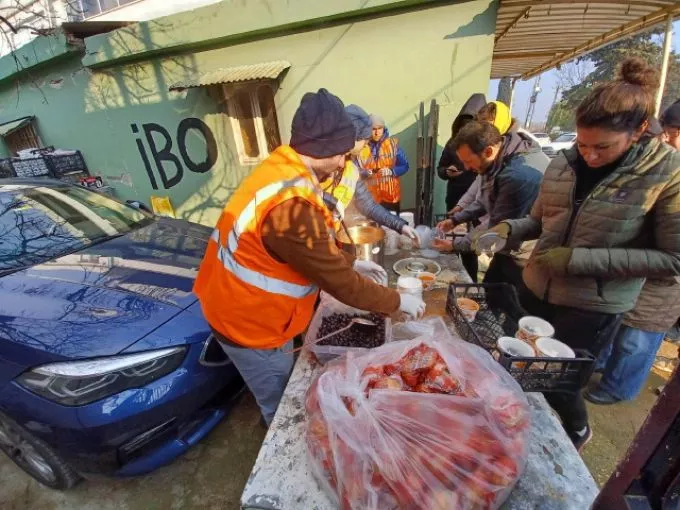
[399,294,426,319]
[353,259,387,284]
[401,225,421,248]
[378,168,393,177]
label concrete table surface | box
[242,250,598,509]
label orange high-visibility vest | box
[358,137,401,204]
[193,146,335,349]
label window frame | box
[3,120,43,156]
[222,81,281,166]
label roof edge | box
[81,0,467,70]
[0,31,82,87]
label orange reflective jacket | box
[193,146,334,349]
[358,137,401,204]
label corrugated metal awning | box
[169,60,291,91]
[0,116,34,137]
[492,1,680,79]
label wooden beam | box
[493,50,561,59]
[519,2,680,78]
[499,0,670,8]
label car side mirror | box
[126,200,152,213]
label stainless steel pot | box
[336,225,385,266]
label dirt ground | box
[1,343,677,509]
[582,340,678,487]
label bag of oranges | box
[305,319,530,510]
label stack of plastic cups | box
[399,212,416,250]
[383,227,400,255]
[397,276,423,300]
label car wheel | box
[0,412,81,490]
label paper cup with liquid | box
[474,232,507,256]
[516,316,555,344]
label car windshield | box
[0,184,154,271]
[533,133,549,138]
[555,134,575,142]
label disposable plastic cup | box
[416,272,437,291]
[536,337,575,371]
[397,276,423,299]
[535,337,575,358]
[399,212,415,228]
[497,337,536,368]
[456,297,480,322]
[497,337,536,357]
[516,316,555,343]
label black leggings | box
[519,287,623,432]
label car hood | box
[0,218,212,365]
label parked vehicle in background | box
[542,132,577,158]
[0,179,244,490]
[518,128,543,148]
[531,132,551,147]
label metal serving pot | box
[336,225,385,266]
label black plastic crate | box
[445,282,596,393]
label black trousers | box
[461,252,479,283]
[519,286,623,433]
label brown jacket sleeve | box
[261,198,400,315]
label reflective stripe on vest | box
[211,177,322,298]
[211,229,317,298]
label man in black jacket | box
[437,93,487,212]
[437,93,486,279]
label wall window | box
[71,0,137,20]
[4,122,42,156]
[224,83,281,165]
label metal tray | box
[393,257,442,277]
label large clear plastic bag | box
[305,318,530,510]
[305,291,391,364]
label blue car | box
[0,178,243,489]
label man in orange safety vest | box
[194,89,425,425]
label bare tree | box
[555,59,590,91]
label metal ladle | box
[285,317,377,354]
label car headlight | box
[16,347,187,406]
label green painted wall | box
[0,0,497,227]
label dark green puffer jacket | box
[505,137,680,314]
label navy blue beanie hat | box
[344,104,372,141]
[290,88,355,158]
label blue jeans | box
[596,325,665,401]
[216,335,294,425]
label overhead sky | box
[488,21,680,129]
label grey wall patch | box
[49,78,64,89]
[106,173,134,187]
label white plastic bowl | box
[535,337,575,358]
[497,337,535,358]
[517,316,555,341]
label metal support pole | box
[510,78,517,112]
[656,15,673,117]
